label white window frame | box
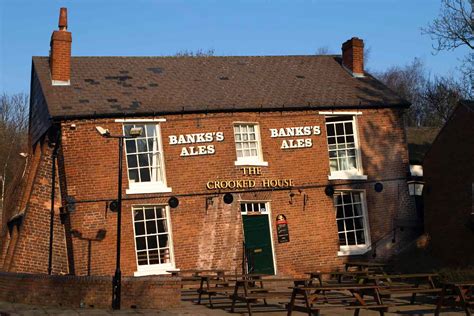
[132,204,176,276]
[122,122,172,194]
[239,200,277,275]
[324,114,367,180]
[333,190,371,256]
[233,122,268,167]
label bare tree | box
[422,75,463,125]
[174,48,215,57]
[422,0,473,51]
[375,58,427,126]
[422,0,473,96]
[0,93,29,209]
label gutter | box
[50,102,411,122]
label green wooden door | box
[242,215,275,275]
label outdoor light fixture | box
[168,196,179,208]
[324,185,335,197]
[223,193,234,204]
[374,182,384,193]
[95,125,142,310]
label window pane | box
[129,169,139,182]
[147,236,158,249]
[327,124,335,136]
[337,220,344,232]
[336,123,344,135]
[135,222,145,236]
[136,237,146,250]
[140,168,151,182]
[160,248,170,263]
[146,220,157,234]
[354,204,363,216]
[356,230,365,244]
[126,140,137,153]
[336,205,344,219]
[354,217,364,229]
[127,155,138,168]
[156,208,165,219]
[339,233,347,246]
[345,205,354,217]
[342,193,352,205]
[158,234,169,248]
[345,219,354,230]
[346,231,356,245]
[134,210,144,221]
[345,122,353,134]
[146,125,155,137]
[157,219,167,233]
[137,139,147,153]
[137,251,148,265]
[145,208,155,219]
[138,154,149,167]
[149,249,160,264]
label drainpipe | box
[48,132,60,275]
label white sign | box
[269,126,321,150]
[169,132,224,157]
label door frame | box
[239,200,277,275]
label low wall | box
[0,271,181,309]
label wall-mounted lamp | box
[223,193,234,204]
[325,185,335,197]
[168,196,179,208]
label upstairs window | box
[233,123,268,166]
[325,116,366,180]
[334,191,371,256]
[123,123,171,194]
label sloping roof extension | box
[32,55,410,119]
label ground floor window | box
[132,205,174,275]
[333,191,371,256]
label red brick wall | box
[424,104,474,266]
[0,271,180,309]
[6,108,415,276]
[1,136,68,274]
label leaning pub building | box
[1,9,417,278]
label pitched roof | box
[32,55,409,119]
[406,127,440,164]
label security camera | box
[95,126,110,137]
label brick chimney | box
[341,37,364,77]
[50,8,72,85]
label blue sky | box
[0,0,469,94]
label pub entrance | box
[241,201,275,275]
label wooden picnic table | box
[305,270,369,285]
[345,261,388,273]
[230,276,311,315]
[361,273,441,305]
[166,269,229,277]
[287,284,391,316]
[435,281,473,316]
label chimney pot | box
[58,8,68,30]
[341,37,364,77]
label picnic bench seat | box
[363,273,441,304]
[287,285,392,316]
[230,277,308,315]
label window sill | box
[126,183,172,195]
[234,160,268,167]
[134,264,176,277]
[328,173,367,180]
[337,246,371,257]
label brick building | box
[1,8,417,277]
[423,100,474,266]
